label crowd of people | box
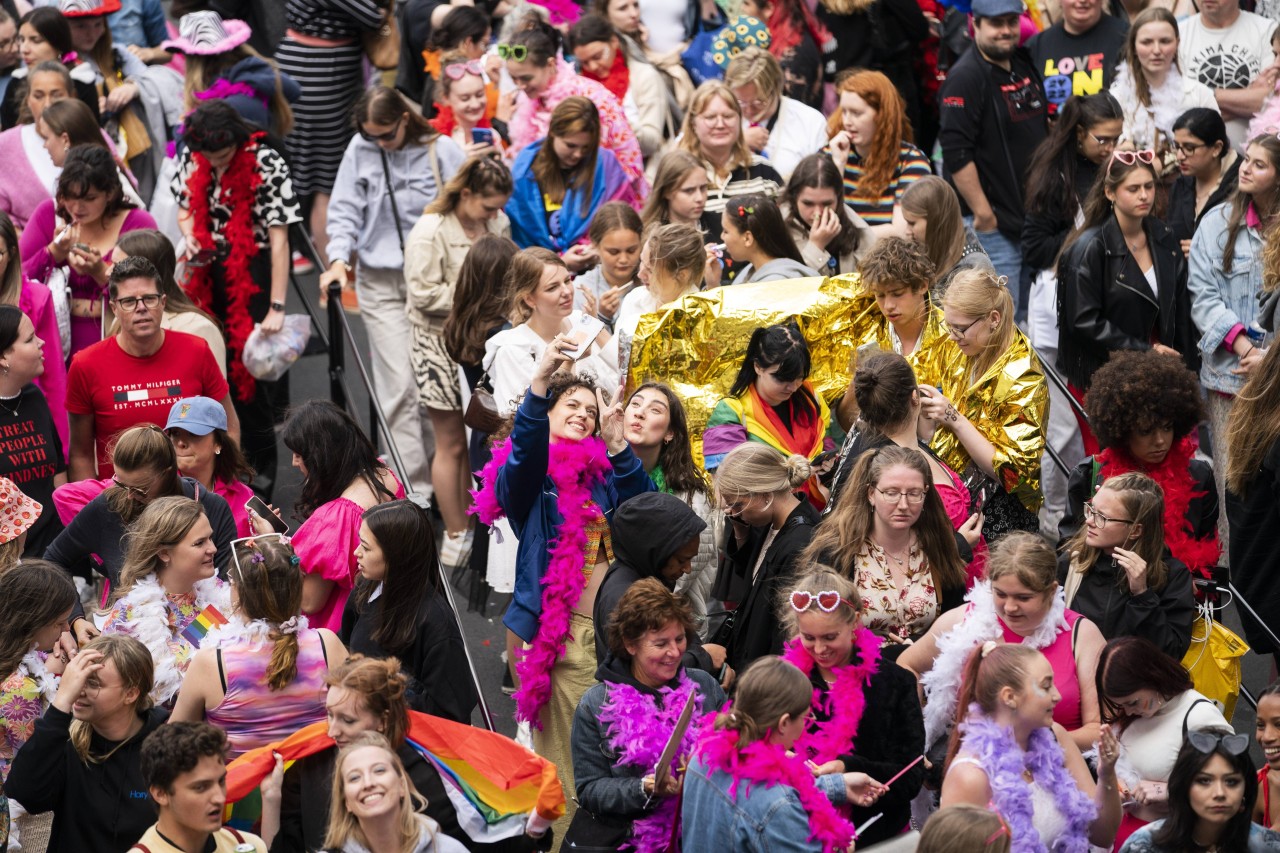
[0,0,1279,850]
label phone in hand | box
[563,314,606,360]
[470,127,494,146]
[970,486,990,516]
[246,495,290,534]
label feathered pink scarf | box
[781,629,882,765]
[471,435,611,726]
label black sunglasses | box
[1187,730,1250,756]
[360,117,403,143]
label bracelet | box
[269,301,286,312]
[1243,343,1255,357]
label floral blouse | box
[102,590,203,676]
[0,662,46,780]
[854,541,939,644]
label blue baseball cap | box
[971,0,1024,17]
[165,397,227,436]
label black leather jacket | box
[1056,215,1197,389]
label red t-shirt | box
[65,331,229,477]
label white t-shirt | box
[641,0,690,54]
[1179,10,1278,148]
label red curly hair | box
[828,70,914,202]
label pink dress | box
[291,474,406,632]
[1001,609,1083,731]
[204,627,329,758]
[934,463,987,586]
[20,279,67,450]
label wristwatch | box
[270,301,286,312]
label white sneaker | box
[439,528,473,568]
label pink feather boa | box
[470,435,611,726]
[596,672,703,852]
[694,726,856,853]
[781,629,882,765]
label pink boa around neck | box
[781,628,882,764]
[597,672,703,852]
[694,726,856,853]
[470,434,612,726]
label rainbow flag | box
[225,712,564,842]
[180,604,228,648]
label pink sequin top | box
[205,627,329,758]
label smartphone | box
[970,486,990,516]
[563,313,606,360]
[246,495,290,534]
[470,127,494,146]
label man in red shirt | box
[66,256,238,480]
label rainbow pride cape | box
[225,712,565,842]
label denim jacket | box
[1188,202,1269,394]
[681,758,848,852]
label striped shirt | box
[285,0,384,40]
[838,142,931,226]
[698,156,784,237]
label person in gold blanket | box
[917,268,1048,537]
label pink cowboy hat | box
[58,0,123,17]
[162,11,253,55]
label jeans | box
[965,217,1023,318]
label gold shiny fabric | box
[626,276,861,465]
[931,330,1049,512]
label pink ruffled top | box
[291,475,406,633]
[935,462,987,587]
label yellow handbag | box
[1181,598,1249,720]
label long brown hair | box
[1222,135,1280,273]
[629,382,709,498]
[230,535,305,691]
[901,176,966,278]
[1063,471,1169,592]
[642,150,706,229]
[111,496,207,606]
[0,560,77,680]
[1226,342,1280,496]
[1123,8,1183,110]
[532,96,601,215]
[1063,155,1160,256]
[106,425,183,523]
[0,212,20,305]
[799,445,966,591]
[183,44,295,135]
[828,70,913,200]
[443,234,518,365]
[353,85,436,147]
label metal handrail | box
[290,227,497,732]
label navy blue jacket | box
[498,389,655,642]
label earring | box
[1006,701,1017,710]
[215,449,221,455]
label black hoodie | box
[593,492,714,674]
[6,705,169,853]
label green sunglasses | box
[496,43,528,61]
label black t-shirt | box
[0,384,65,557]
[938,47,1049,236]
[1026,15,1129,114]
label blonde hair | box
[985,531,1058,596]
[723,46,782,105]
[182,46,295,136]
[941,268,1016,383]
[323,732,430,851]
[709,656,810,747]
[110,497,207,607]
[1064,471,1169,592]
[70,635,155,764]
[504,247,566,324]
[778,566,862,637]
[646,222,706,292]
[713,444,811,500]
[678,82,752,171]
[918,804,1012,853]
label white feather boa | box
[1111,64,1186,151]
[16,651,60,705]
[106,574,232,704]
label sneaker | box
[291,251,315,274]
[439,528,474,568]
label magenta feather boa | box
[694,726,856,853]
[470,435,611,726]
[597,672,703,852]
[781,628,882,764]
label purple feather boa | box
[596,672,703,852]
[956,706,1096,853]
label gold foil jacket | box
[626,276,862,466]
[931,330,1049,512]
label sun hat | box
[164,397,228,437]
[162,11,253,56]
[58,0,123,17]
[0,477,40,545]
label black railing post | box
[327,280,347,412]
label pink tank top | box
[1001,610,1083,731]
[206,628,329,758]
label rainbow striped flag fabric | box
[180,604,229,648]
[225,712,564,842]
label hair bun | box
[784,454,812,486]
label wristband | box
[270,301,286,312]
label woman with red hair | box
[827,70,929,237]
[740,0,836,109]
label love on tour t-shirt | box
[65,330,229,477]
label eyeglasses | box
[443,60,484,79]
[697,113,738,127]
[112,293,162,311]
[496,43,527,61]
[789,589,856,613]
[943,317,982,339]
[1173,141,1206,156]
[721,493,773,518]
[1082,501,1134,529]
[735,96,769,113]
[82,676,122,697]
[1088,131,1120,148]
[874,487,929,504]
[1187,730,1250,756]
[111,471,158,497]
[1105,148,1156,179]
[359,117,403,143]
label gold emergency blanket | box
[626,276,859,465]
